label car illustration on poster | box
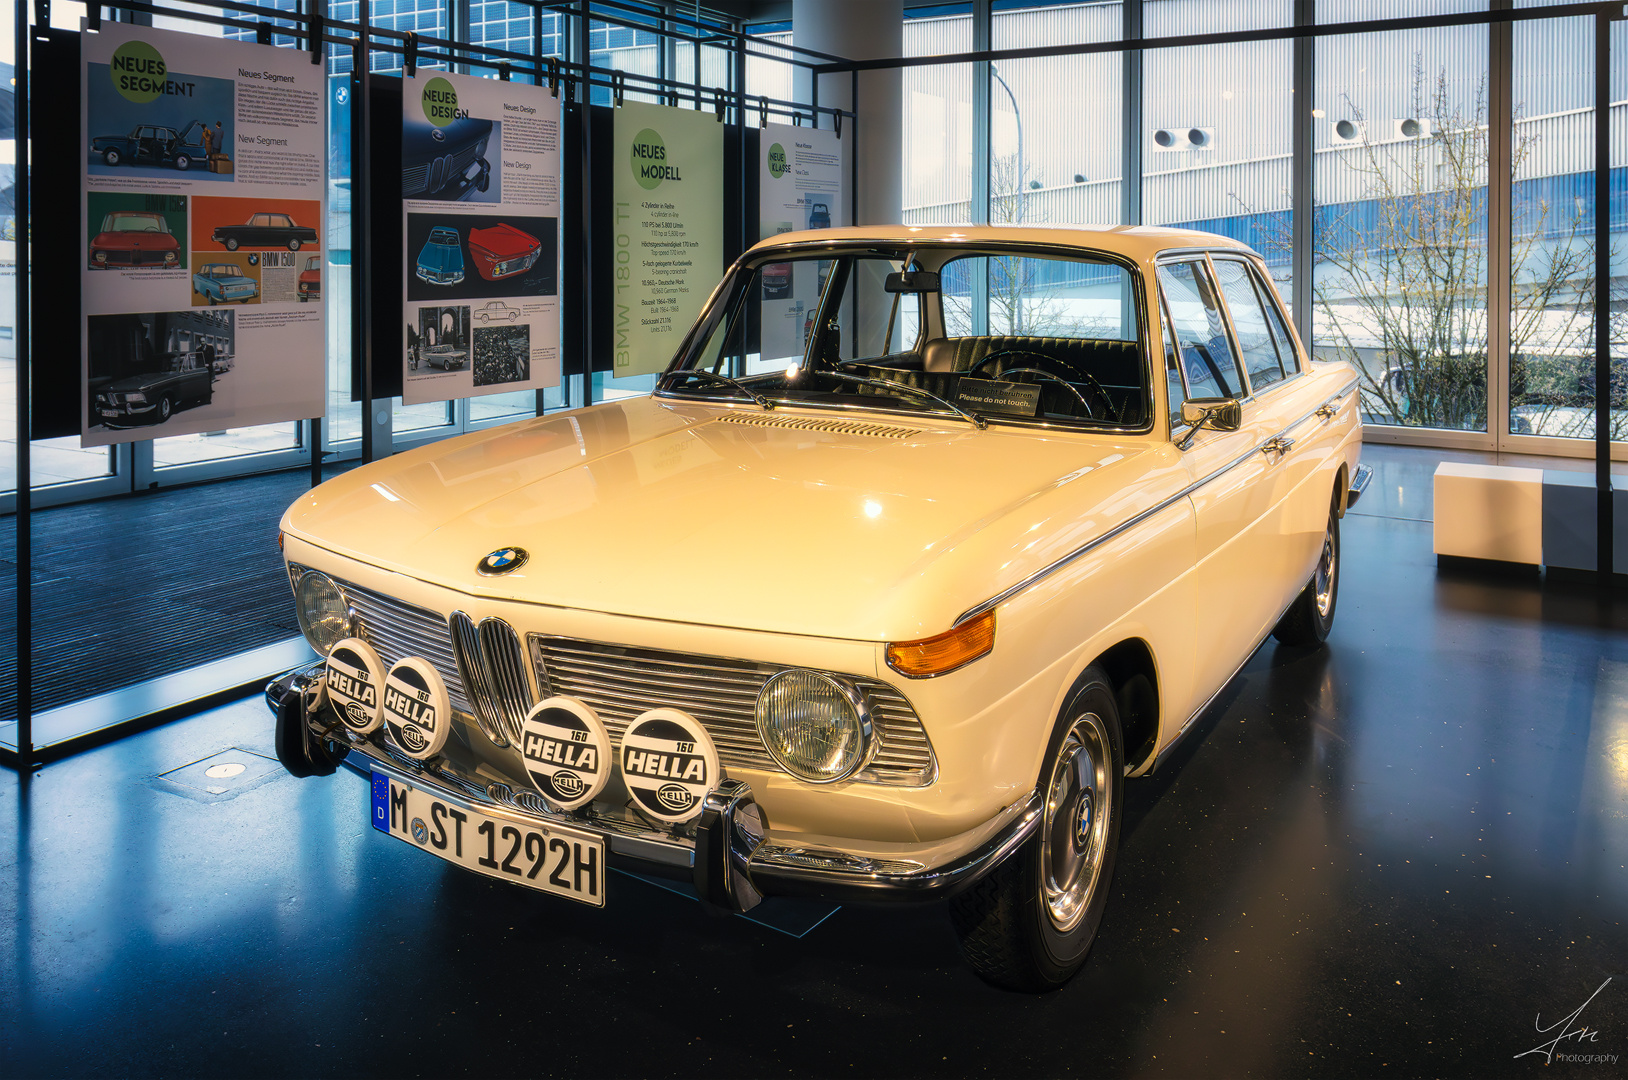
[94,349,217,427]
[299,256,322,302]
[212,212,319,251]
[403,115,495,201]
[474,301,518,322]
[269,224,1368,993]
[807,202,831,229]
[467,224,541,281]
[193,263,258,305]
[91,121,209,171]
[416,227,465,286]
[88,211,181,269]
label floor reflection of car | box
[89,211,181,269]
[416,227,465,286]
[403,115,494,201]
[467,224,541,281]
[91,121,208,171]
[475,300,518,322]
[299,256,322,302]
[212,212,319,252]
[193,263,259,305]
[95,349,216,427]
[761,261,792,300]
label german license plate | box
[371,771,606,907]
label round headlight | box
[295,570,351,653]
[755,670,874,784]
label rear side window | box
[1156,260,1244,400]
[1212,258,1286,392]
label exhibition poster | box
[400,71,561,404]
[81,22,328,446]
[611,101,725,379]
[757,123,846,365]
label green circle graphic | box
[110,40,168,105]
[767,143,789,179]
[421,77,460,128]
[631,128,668,190]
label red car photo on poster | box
[299,255,322,302]
[466,223,541,281]
[89,211,182,270]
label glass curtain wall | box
[1312,0,1491,433]
[1507,8,1627,445]
[902,3,973,225]
[1143,1,1293,300]
[989,1,1122,229]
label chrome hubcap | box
[1041,713,1112,933]
[1314,521,1337,618]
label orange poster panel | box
[192,195,323,252]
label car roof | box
[745,223,1257,262]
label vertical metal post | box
[1595,7,1613,582]
[356,4,374,461]
[970,0,991,228]
[15,0,33,765]
[535,0,550,414]
[1487,0,1512,447]
[1121,0,1142,227]
[578,1,596,405]
[1291,0,1314,329]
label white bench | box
[1432,461,1626,569]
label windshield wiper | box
[659,368,774,410]
[822,371,987,430]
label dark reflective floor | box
[3,446,1624,1078]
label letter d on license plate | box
[372,771,606,907]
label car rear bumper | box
[266,664,1038,910]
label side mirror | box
[1177,397,1241,449]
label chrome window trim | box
[953,378,1359,628]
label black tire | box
[173,154,191,171]
[103,148,121,167]
[949,667,1124,992]
[1273,498,1341,646]
[225,238,240,251]
[157,396,173,422]
[288,239,302,251]
[208,294,217,305]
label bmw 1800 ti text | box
[269,225,1369,990]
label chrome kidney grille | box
[529,637,936,787]
[312,570,934,787]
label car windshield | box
[103,213,169,233]
[430,229,458,244]
[306,257,321,271]
[666,243,1148,429]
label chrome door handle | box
[1262,435,1296,457]
[1315,404,1337,421]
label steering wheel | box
[969,349,1115,420]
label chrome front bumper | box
[267,665,1038,911]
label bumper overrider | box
[267,664,1040,913]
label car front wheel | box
[157,396,173,422]
[224,238,239,251]
[103,148,122,166]
[1272,496,1340,647]
[949,667,1123,992]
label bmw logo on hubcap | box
[477,547,529,576]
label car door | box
[1158,255,1283,699]
[1211,255,1344,599]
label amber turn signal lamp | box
[277,531,285,552]
[886,611,995,678]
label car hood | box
[104,371,176,393]
[94,231,179,248]
[418,243,463,272]
[469,224,538,257]
[283,397,1187,642]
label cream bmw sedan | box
[270,225,1369,991]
